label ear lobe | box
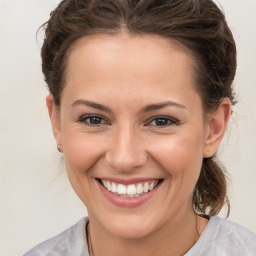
[46,94,62,145]
[203,98,231,158]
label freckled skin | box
[47,34,230,256]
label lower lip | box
[97,180,162,208]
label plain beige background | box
[0,0,255,255]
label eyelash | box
[77,114,109,126]
[77,114,179,127]
[146,116,179,127]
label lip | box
[96,178,163,208]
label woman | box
[24,0,256,255]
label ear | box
[203,98,231,158]
[46,94,62,146]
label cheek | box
[148,132,204,178]
[62,131,107,205]
[149,132,205,210]
[62,130,106,176]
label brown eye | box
[78,114,108,126]
[88,116,103,124]
[149,116,177,127]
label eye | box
[147,116,177,127]
[78,114,109,126]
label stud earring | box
[57,144,62,153]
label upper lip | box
[97,177,162,185]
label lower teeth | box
[118,193,144,197]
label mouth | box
[97,178,163,198]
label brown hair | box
[41,0,236,216]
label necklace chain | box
[87,222,94,256]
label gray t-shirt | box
[24,216,256,256]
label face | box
[48,34,227,239]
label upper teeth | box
[102,180,159,197]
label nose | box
[105,126,147,173]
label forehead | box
[63,33,200,110]
[68,33,193,73]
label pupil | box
[156,118,167,126]
[90,116,101,124]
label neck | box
[87,210,208,256]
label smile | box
[97,178,163,207]
[100,179,161,197]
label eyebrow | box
[72,100,112,113]
[142,101,188,112]
[71,99,187,113]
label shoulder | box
[188,216,256,256]
[23,217,89,256]
[212,217,256,248]
[214,216,256,237]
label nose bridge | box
[105,123,147,172]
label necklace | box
[87,222,94,256]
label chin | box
[107,223,155,239]
[97,212,160,239]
